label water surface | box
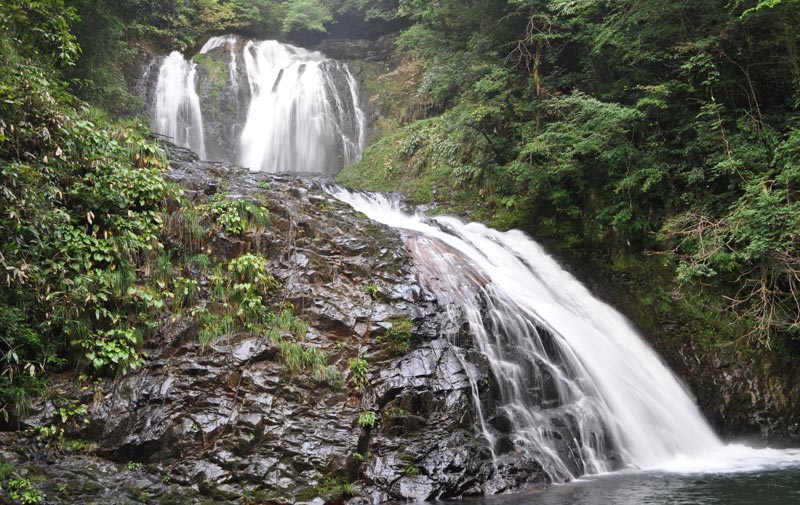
[447,467,800,505]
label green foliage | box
[0,462,13,480]
[340,482,355,497]
[186,250,338,384]
[200,193,269,237]
[336,110,481,207]
[227,254,279,295]
[378,317,413,353]
[108,0,280,51]
[195,309,231,349]
[195,0,280,37]
[404,463,420,476]
[348,357,369,390]
[6,478,42,504]
[738,0,800,19]
[0,20,178,415]
[0,305,47,422]
[189,253,211,272]
[82,328,144,374]
[36,401,89,449]
[334,0,400,21]
[282,0,333,34]
[307,475,356,501]
[358,410,376,428]
[383,403,409,418]
[662,163,800,347]
[341,0,800,356]
[168,207,206,253]
[172,277,199,310]
[192,254,278,341]
[1,0,80,67]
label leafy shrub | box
[348,357,369,390]
[0,32,177,407]
[36,401,89,448]
[358,410,376,428]
[227,254,278,295]
[282,0,333,34]
[82,328,144,375]
[200,193,269,237]
[6,478,42,504]
[378,318,413,353]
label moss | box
[337,112,477,214]
[350,57,425,138]
[194,53,229,90]
[193,52,230,116]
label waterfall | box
[327,188,800,482]
[152,52,206,158]
[240,40,365,174]
[148,36,366,174]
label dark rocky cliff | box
[8,145,544,504]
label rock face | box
[13,145,545,504]
[679,346,800,438]
[193,41,251,164]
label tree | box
[282,0,334,34]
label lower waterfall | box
[327,188,800,482]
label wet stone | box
[14,143,549,503]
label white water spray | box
[152,52,206,158]
[328,188,800,481]
[239,40,364,173]
[149,36,365,174]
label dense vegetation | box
[1,0,174,421]
[0,0,348,426]
[339,0,800,359]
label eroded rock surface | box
[11,145,545,504]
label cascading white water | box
[152,52,206,158]
[239,40,365,173]
[327,188,800,481]
[149,36,366,174]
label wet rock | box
[314,38,394,62]
[17,144,548,503]
[394,475,437,500]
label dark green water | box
[449,467,800,505]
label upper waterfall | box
[327,187,800,482]
[150,36,365,175]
